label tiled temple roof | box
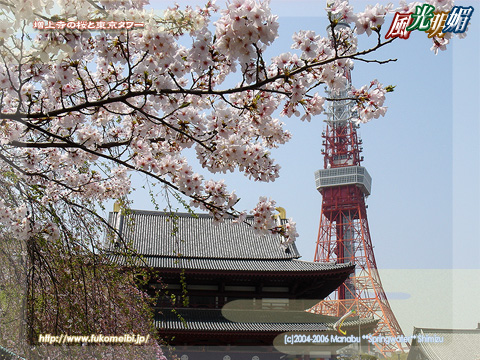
[108,210,300,259]
[110,254,353,273]
[156,308,377,333]
[407,327,480,360]
[107,210,354,274]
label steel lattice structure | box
[310,18,406,356]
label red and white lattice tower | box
[311,16,406,356]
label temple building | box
[108,209,377,360]
[407,326,480,360]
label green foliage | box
[361,354,379,360]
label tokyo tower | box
[311,15,406,356]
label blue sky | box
[136,0,480,334]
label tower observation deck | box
[311,17,407,356]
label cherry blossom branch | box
[1,38,397,123]
[351,57,397,65]
[5,116,237,219]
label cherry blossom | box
[0,0,469,253]
[355,4,392,36]
[326,0,357,23]
[430,36,450,54]
[350,80,388,123]
[426,0,455,12]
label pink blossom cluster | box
[192,179,239,221]
[350,80,388,123]
[251,196,277,235]
[250,197,298,244]
[355,4,392,36]
[214,0,279,65]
